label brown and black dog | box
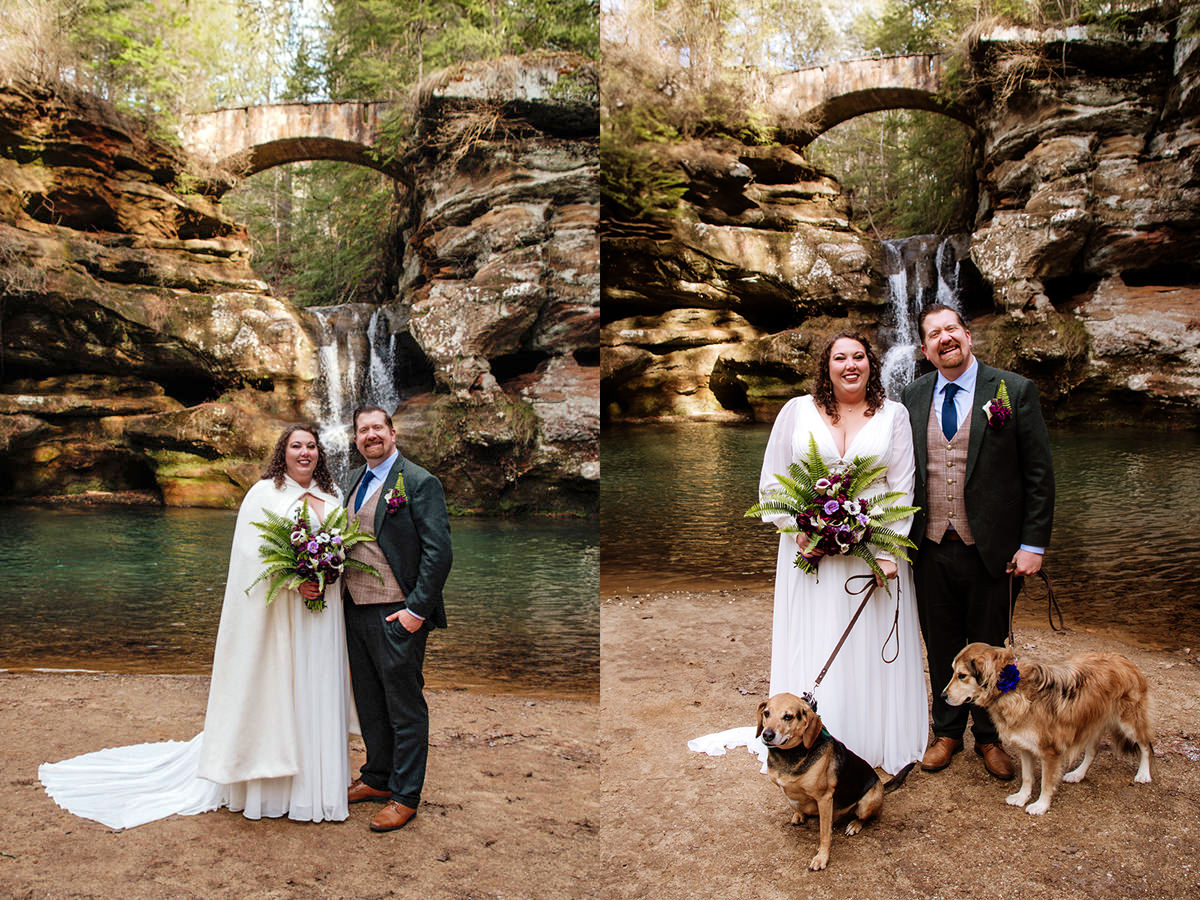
[757,692,914,871]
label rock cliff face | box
[0,53,599,512]
[603,140,881,421]
[603,7,1200,426]
[0,82,313,506]
[964,11,1200,423]
[393,57,599,512]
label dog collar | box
[997,663,1021,694]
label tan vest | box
[924,392,976,545]
[342,484,405,605]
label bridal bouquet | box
[247,501,382,610]
[746,435,919,588]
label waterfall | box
[879,235,966,399]
[366,307,400,415]
[306,304,400,479]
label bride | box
[690,332,927,775]
[39,424,352,828]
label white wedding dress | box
[689,396,928,775]
[39,479,352,829]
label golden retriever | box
[944,642,1152,815]
[757,693,914,870]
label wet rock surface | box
[965,10,1200,423]
[603,8,1200,425]
[602,139,880,421]
[0,55,598,512]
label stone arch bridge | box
[180,100,398,181]
[178,52,598,190]
[757,53,969,147]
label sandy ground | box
[600,588,1200,900]
[0,674,600,900]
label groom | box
[901,304,1054,780]
[341,403,452,831]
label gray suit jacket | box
[342,454,452,628]
[901,361,1055,577]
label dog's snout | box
[761,728,775,743]
[940,690,948,700]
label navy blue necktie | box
[941,383,961,442]
[354,470,374,512]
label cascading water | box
[879,235,967,398]
[306,304,398,479]
[366,307,400,416]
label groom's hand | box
[386,607,422,633]
[1007,549,1043,577]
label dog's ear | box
[967,655,987,687]
[968,646,998,689]
[801,708,823,749]
[756,700,768,738]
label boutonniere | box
[982,380,1012,430]
[384,474,408,515]
[997,663,1021,694]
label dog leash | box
[803,573,901,709]
[1006,570,1064,649]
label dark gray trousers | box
[344,598,428,808]
[914,537,1019,744]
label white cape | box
[197,475,342,784]
[39,475,353,828]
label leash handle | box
[809,574,877,698]
[1007,570,1064,648]
[881,577,902,664]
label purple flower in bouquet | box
[746,435,920,587]
[306,539,320,554]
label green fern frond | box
[997,379,1010,408]
[869,504,920,525]
[849,544,889,592]
[745,497,799,518]
[846,462,887,498]
[802,435,829,481]
[344,558,386,583]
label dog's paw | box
[1134,771,1152,784]
[808,851,829,871]
[790,812,806,825]
[1062,770,1086,784]
[1005,791,1031,807]
[844,819,863,837]
[1025,799,1050,815]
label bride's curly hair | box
[262,423,337,494]
[813,331,885,423]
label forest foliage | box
[2,0,597,306]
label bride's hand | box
[298,580,322,600]
[795,535,824,559]
[874,558,898,587]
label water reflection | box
[0,508,597,698]
[601,423,1200,650]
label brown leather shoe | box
[975,742,1015,780]
[369,800,417,832]
[348,779,391,804]
[920,736,964,772]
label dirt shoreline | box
[599,588,1200,900]
[0,673,600,900]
